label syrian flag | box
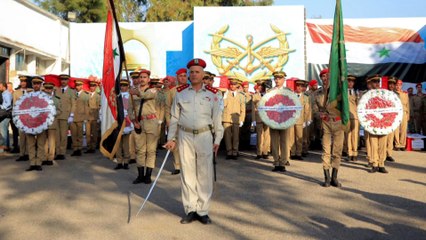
[100,0,125,160]
[307,17,426,85]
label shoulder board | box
[205,85,219,94]
[304,92,309,96]
[55,96,61,99]
[403,91,408,94]
[177,84,190,92]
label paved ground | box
[0,146,425,240]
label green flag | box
[328,0,350,125]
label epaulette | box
[205,85,219,94]
[55,96,61,99]
[177,84,189,92]
[304,92,309,97]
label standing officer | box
[315,69,344,187]
[394,79,410,151]
[70,79,89,156]
[25,76,47,171]
[150,76,166,146]
[410,83,424,133]
[222,78,245,159]
[345,75,359,161]
[251,82,270,159]
[42,82,61,166]
[289,79,311,160]
[241,81,253,149]
[386,77,397,162]
[269,71,291,172]
[306,79,320,150]
[55,74,76,160]
[129,71,141,164]
[164,58,224,225]
[130,69,159,184]
[85,81,101,153]
[14,75,33,161]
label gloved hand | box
[239,121,243,127]
[251,121,256,127]
[158,120,163,125]
[306,121,312,126]
[68,116,74,124]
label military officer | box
[114,79,133,170]
[42,82,61,166]
[70,79,89,156]
[366,75,388,173]
[410,83,424,133]
[222,78,246,159]
[25,76,47,171]
[150,76,166,146]
[55,74,76,160]
[315,69,344,187]
[129,69,160,184]
[85,81,101,153]
[241,81,253,149]
[164,58,224,225]
[251,82,270,159]
[14,75,33,161]
[289,79,311,160]
[269,71,291,172]
[394,79,410,151]
[129,71,141,164]
[386,77,397,162]
[202,71,215,87]
[362,77,374,167]
[345,75,360,161]
[306,79,321,150]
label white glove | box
[158,120,163,125]
[251,121,256,127]
[68,116,74,124]
[239,121,243,127]
[307,121,312,126]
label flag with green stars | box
[100,0,126,160]
[327,0,350,125]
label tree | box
[145,0,274,22]
[34,0,107,23]
[114,0,148,22]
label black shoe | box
[54,155,65,160]
[290,155,296,160]
[16,156,29,162]
[342,152,348,157]
[232,155,238,160]
[294,155,303,160]
[378,167,388,173]
[262,154,269,159]
[322,169,331,187]
[71,150,82,156]
[133,167,145,184]
[226,155,233,160]
[114,164,123,170]
[84,149,95,153]
[171,169,180,175]
[285,161,290,166]
[279,166,286,172]
[198,214,212,224]
[255,155,262,159]
[369,167,379,173]
[272,166,281,172]
[41,160,53,166]
[330,168,342,187]
[123,164,129,169]
[386,156,395,162]
[35,165,42,171]
[400,147,406,151]
[25,165,37,171]
[302,153,308,157]
[10,148,20,153]
[180,212,197,224]
[144,167,153,184]
[129,159,136,164]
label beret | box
[176,68,187,75]
[187,58,206,69]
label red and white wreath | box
[357,89,403,135]
[12,92,56,135]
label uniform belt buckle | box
[193,130,199,134]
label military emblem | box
[357,89,403,135]
[12,92,56,135]
[257,88,302,130]
[205,24,295,83]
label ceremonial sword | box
[135,150,171,217]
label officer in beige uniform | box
[410,83,424,133]
[130,69,160,184]
[42,82,61,166]
[394,79,410,151]
[315,69,344,187]
[55,74,76,160]
[269,71,291,172]
[345,75,359,161]
[14,75,33,161]
[150,77,166,146]
[25,77,47,171]
[114,79,133,170]
[222,78,246,159]
[129,71,141,164]
[252,82,270,159]
[386,77,397,162]
[70,79,89,156]
[289,79,311,160]
[85,81,101,153]
[164,58,224,225]
[306,79,320,150]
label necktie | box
[62,88,65,93]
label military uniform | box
[43,82,62,165]
[345,75,360,161]
[115,79,133,170]
[252,91,270,158]
[241,81,253,148]
[86,82,101,153]
[394,82,410,150]
[69,80,89,156]
[128,71,141,163]
[165,81,181,174]
[55,74,76,159]
[410,91,424,133]
[13,76,33,161]
[222,80,246,159]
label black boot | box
[322,169,331,187]
[132,167,145,184]
[123,163,129,169]
[114,164,123,170]
[145,167,153,184]
[330,168,342,187]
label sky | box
[274,0,426,19]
